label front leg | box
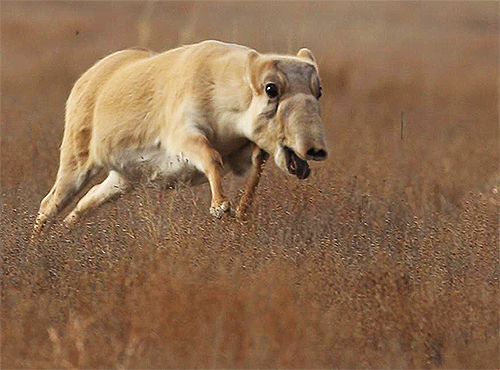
[236,145,269,220]
[178,134,230,217]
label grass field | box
[1,1,499,368]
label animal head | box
[245,48,327,179]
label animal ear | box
[245,50,259,93]
[297,48,317,64]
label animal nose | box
[306,147,327,161]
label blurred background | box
[1,2,499,368]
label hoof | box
[235,207,249,222]
[63,212,78,227]
[210,200,230,218]
[34,212,48,233]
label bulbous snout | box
[306,146,328,161]
[278,94,328,162]
[296,137,328,161]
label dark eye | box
[265,83,279,99]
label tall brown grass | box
[1,2,498,368]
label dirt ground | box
[1,1,499,368]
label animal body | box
[34,40,327,232]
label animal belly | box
[111,146,208,186]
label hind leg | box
[63,170,130,226]
[34,163,99,233]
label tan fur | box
[235,147,269,221]
[34,40,327,232]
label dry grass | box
[1,2,499,369]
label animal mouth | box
[284,146,310,179]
